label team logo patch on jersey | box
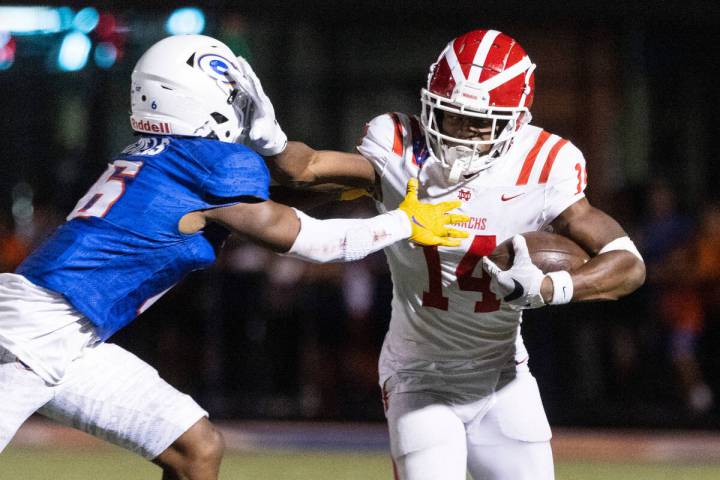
[122,137,170,156]
[458,188,473,202]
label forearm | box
[286,209,411,263]
[541,249,646,303]
[268,141,319,187]
[268,142,376,190]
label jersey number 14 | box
[422,235,500,313]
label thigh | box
[38,343,208,460]
[0,347,53,452]
[466,371,553,480]
[384,385,467,480]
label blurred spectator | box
[0,213,29,272]
[638,180,713,415]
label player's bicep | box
[204,200,300,252]
[550,198,627,256]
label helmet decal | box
[130,35,247,143]
[197,53,237,85]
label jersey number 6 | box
[422,235,500,313]
[68,160,143,220]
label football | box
[488,231,590,273]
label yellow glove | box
[398,178,469,247]
[339,187,372,201]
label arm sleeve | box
[285,208,411,263]
[356,114,397,180]
[543,142,587,224]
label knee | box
[188,421,225,467]
[156,419,225,477]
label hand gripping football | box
[487,231,589,273]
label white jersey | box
[358,112,587,396]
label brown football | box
[488,231,590,273]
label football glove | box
[230,56,288,156]
[482,235,546,310]
[398,178,469,247]
[339,188,372,201]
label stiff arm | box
[179,178,467,263]
[267,141,376,191]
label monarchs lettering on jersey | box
[17,137,270,341]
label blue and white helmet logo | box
[197,53,237,84]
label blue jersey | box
[17,136,269,340]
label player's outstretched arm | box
[267,142,377,192]
[197,179,468,263]
[228,56,376,194]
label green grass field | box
[3,447,720,480]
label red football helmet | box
[420,29,536,182]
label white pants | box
[384,370,554,480]
[0,343,207,459]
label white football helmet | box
[130,34,252,143]
[420,29,536,182]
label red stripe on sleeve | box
[516,130,550,185]
[390,113,404,157]
[538,138,570,184]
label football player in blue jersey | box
[0,35,468,480]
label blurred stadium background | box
[2,1,720,478]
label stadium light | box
[0,6,67,35]
[165,7,205,35]
[0,33,16,70]
[58,31,91,71]
[73,7,100,34]
[94,41,117,69]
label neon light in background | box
[165,7,205,35]
[94,41,117,69]
[73,7,100,34]
[0,34,16,70]
[0,6,64,34]
[58,31,91,71]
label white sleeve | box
[356,114,397,179]
[285,208,411,263]
[543,141,587,224]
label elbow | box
[612,258,646,300]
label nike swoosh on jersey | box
[501,193,526,201]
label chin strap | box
[444,145,495,183]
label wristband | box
[547,270,573,305]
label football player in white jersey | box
[245,29,646,479]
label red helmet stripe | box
[516,130,551,185]
[390,113,404,156]
[538,138,570,183]
[469,30,501,83]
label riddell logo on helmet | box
[131,118,172,134]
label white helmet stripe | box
[468,29,501,83]
[443,42,466,87]
[477,56,532,93]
